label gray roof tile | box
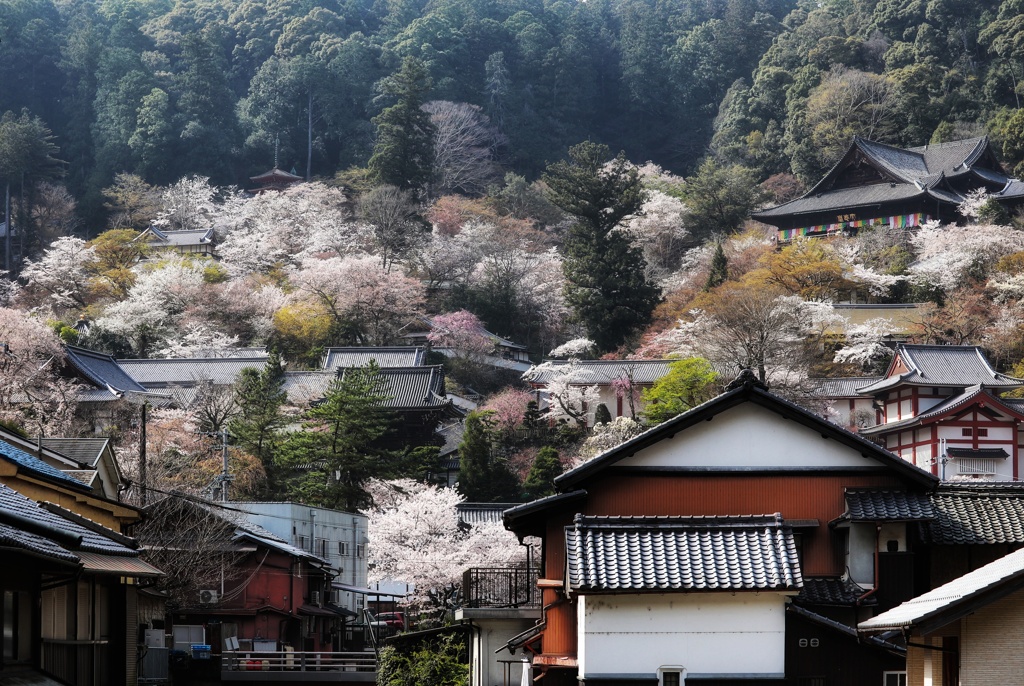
[64,346,149,394]
[524,359,675,385]
[118,357,268,385]
[811,377,882,398]
[796,577,873,606]
[457,503,519,526]
[857,345,1023,394]
[322,347,425,371]
[40,438,109,467]
[283,366,450,410]
[566,514,802,593]
[922,485,1024,545]
[843,489,935,521]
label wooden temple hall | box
[753,136,1024,242]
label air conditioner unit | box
[311,591,321,606]
[199,590,219,604]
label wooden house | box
[753,136,1024,243]
[498,373,938,686]
[0,461,161,686]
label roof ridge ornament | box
[726,367,768,392]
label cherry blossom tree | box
[358,185,422,271]
[291,255,425,344]
[832,317,898,369]
[624,190,691,283]
[573,417,645,467]
[0,307,79,435]
[21,236,97,311]
[528,359,601,425]
[549,338,595,358]
[481,387,535,436]
[908,221,1024,294]
[365,478,524,606]
[154,175,218,231]
[428,310,493,358]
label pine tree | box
[457,411,521,502]
[277,362,397,511]
[594,403,612,425]
[522,446,562,499]
[543,141,661,353]
[228,352,287,485]
[705,241,728,291]
[368,57,435,192]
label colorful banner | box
[778,213,927,242]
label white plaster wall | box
[848,524,876,585]
[470,618,534,686]
[615,404,881,470]
[577,593,787,679]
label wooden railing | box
[222,650,376,673]
[462,566,540,609]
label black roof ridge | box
[118,356,269,363]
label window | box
[319,539,327,557]
[883,672,907,686]
[977,428,988,437]
[662,674,681,686]
[962,428,973,437]
[356,544,365,558]
[338,542,349,556]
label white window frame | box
[883,671,907,686]
[657,666,685,686]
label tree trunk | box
[4,182,9,273]
[307,89,313,182]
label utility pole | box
[139,402,148,506]
[201,429,234,502]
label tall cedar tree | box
[522,446,562,500]
[228,352,287,490]
[543,142,660,353]
[457,411,521,503]
[705,242,728,290]
[368,57,435,191]
[278,362,396,511]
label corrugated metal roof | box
[64,346,150,393]
[565,514,802,593]
[524,359,675,385]
[76,551,162,576]
[859,546,1024,632]
[0,439,85,487]
[322,347,425,371]
[843,489,935,522]
[119,357,268,385]
[857,345,1023,394]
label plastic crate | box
[190,644,212,660]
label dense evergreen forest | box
[4,0,1024,228]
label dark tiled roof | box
[565,514,802,593]
[143,228,213,247]
[946,447,1009,459]
[284,366,450,410]
[843,489,935,522]
[857,345,1023,394]
[811,377,882,398]
[523,359,675,385]
[0,439,85,487]
[40,438,110,467]
[997,179,1024,199]
[922,485,1024,545]
[753,182,927,218]
[437,420,465,458]
[0,484,138,556]
[322,347,425,371]
[796,577,873,606]
[118,357,268,385]
[64,346,149,394]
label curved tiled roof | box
[118,357,268,385]
[843,489,935,522]
[65,345,149,394]
[565,514,802,593]
[0,439,85,487]
[796,577,873,606]
[322,347,425,371]
[857,344,1023,394]
[922,486,1024,545]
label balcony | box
[222,650,376,682]
[462,566,541,610]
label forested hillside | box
[3,0,1020,224]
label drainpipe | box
[856,524,883,606]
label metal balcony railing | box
[462,566,540,609]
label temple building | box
[753,136,1024,242]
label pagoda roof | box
[250,167,303,183]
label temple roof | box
[856,344,1023,394]
[321,346,426,371]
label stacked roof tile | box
[857,345,1024,394]
[118,357,268,385]
[922,486,1024,545]
[0,439,86,487]
[321,346,425,371]
[796,577,873,606]
[565,514,802,593]
[843,489,935,522]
